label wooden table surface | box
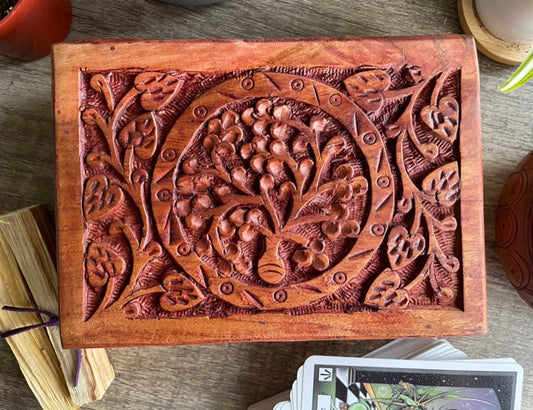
[0,0,531,409]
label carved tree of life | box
[174,98,368,287]
[152,72,396,310]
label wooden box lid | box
[54,36,486,348]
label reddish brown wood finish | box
[54,36,486,348]
[496,151,533,308]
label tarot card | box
[301,356,523,410]
[273,401,292,410]
[290,380,297,410]
[296,365,303,410]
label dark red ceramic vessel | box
[496,150,533,308]
[0,0,71,61]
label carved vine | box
[79,64,462,320]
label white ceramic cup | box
[476,0,533,43]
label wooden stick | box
[0,205,114,407]
[0,229,75,409]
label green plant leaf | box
[500,48,533,92]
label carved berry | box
[334,164,354,180]
[219,220,236,237]
[322,221,341,239]
[278,181,297,201]
[293,249,313,266]
[266,159,284,176]
[203,134,218,152]
[308,238,325,254]
[252,136,269,152]
[231,167,248,185]
[270,140,286,155]
[192,194,212,211]
[250,155,266,173]
[342,220,361,238]
[224,243,241,258]
[182,158,200,175]
[216,142,236,157]
[272,105,291,122]
[260,174,275,192]
[292,133,309,154]
[217,260,233,275]
[298,158,314,177]
[221,110,239,128]
[240,143,254,159]
[238,223,257,242]
[255,99,272,117]
[312,253,329,271]
[270,122,292,140]
[241,107,255,125]
[245,208,263,225]
[252,119,269,137]
[195,235,211,255]
[207,119,222,135]
[331,203,349,220]
[175,199,191,217]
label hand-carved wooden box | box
[54,36,486,348]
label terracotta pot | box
[0,0,71,61]
[475,0,533,43]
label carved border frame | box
[54,36,486,348]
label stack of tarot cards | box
[248,339,523,410]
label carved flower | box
[293,238,330,271]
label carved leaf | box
[81,107,105,126]
[83,175,124,220]
[159,270,204,312]
[421,162,460,206]
[118,113,159,159]
[420,96,459,142]
[364,268,409,309]
[436,286,454,305]
[344,70,390,114]
[387,226,425,270]
[90,74,115,111]
[83,242,127,320]
[437,254,460,273]
[134,72,183,111]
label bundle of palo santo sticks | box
[0,205,114,409]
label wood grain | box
[0,0,532,409]
[54,36,485,347]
